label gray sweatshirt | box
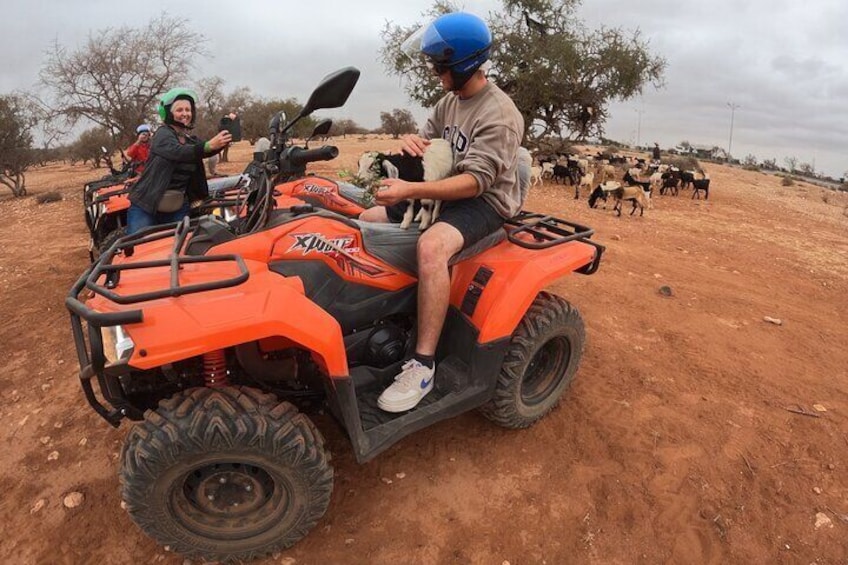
[422,81,525,219]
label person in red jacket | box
[126,124,152,174]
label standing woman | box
[126,88,231,234]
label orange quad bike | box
[66,67,605,562]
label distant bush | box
[781,176,795,187]
[36,191,62,204]
[664,155,700,171]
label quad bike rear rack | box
[66,217,250,425]
[504,212,604,275]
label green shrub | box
[781,176,795,187]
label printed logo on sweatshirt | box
[442,126,468,154]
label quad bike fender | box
[95,268,348,376]
[449,239,598,343]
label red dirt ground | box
[1,138,846,564]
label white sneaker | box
[377,359,435,413]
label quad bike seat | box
[353,219,506,277]
[207,174,249,197]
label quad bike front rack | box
[504,212,605,275]
[66,216,251,425]
[85,216,249,305]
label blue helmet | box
[420,12,492,75]
[136,124,151,134]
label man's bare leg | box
[415,222,464,356]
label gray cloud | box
[2,0,845,177]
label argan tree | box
[380,109,417,139]
[380,0,666,143]
[69,127,115,168]
[329,119,367,138]
[38,15,206,148]
[240,98,317,143]
[0,94,38,197]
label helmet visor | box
[400,23,428,63]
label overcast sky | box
[2,0,845,178]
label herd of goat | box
[529,152,711,217]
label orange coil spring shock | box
[202,350,229,387]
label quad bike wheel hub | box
[180,462,282,522]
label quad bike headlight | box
[101,325,135,365]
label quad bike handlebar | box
[287,145,339,166]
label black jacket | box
[128,125,221,214]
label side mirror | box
[301,67,360,116]
[268,111,286,138]
[311,119,333,139]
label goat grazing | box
[609,181,651,217]
[588,181,622,209]
[691,173,710,199]
[356,139,453,229]
[575,171,594,199]
[529,165,544,187]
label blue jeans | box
[126,202,191,235]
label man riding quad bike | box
[66,67,604,562]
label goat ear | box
[382,160,400,179]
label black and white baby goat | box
[356,139,453,229]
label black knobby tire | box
[95,227,126,257]
[479,292,585,429]
[120,386,333,562]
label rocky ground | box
[1,137,847,564]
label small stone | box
[39,436,51,445]
[380,477,393,485]
[279,557,297,565]
[610,234,621,241]
[827,464,835,470]
[54,422,63,429]
[47,451,59,461]
[30,499,47,514]
[813,487,822,494]
[763,316,782,326]
[63,491,84,509]
[812,404,827,412]
[41,384,51,391]
[120,500,127,510]
[449,457,456,462]
[653,273,662,279]
[344,538,355,545]
[658,285,673,297]
[78,437,88,446]
[814,512,833,529]
[395,472,406,479]
[57,360,65,365]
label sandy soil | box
[1,137,847,565]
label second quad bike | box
[66,67,604,562]
[83,149,253,261]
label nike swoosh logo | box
[420,376,433,389]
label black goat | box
[691,178,710,199]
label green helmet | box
[157,87,198,126]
